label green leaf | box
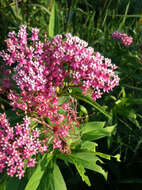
[71,151,108,180]
[81,125,116,141]
[95,152,111,160]
[48,0,59,38]
[56,150,109,180]
[25,153,53,190]
[52,162,67,190]
[0,183,6,190]
[81,121,106,134]
[57,151,107,179]
[0,174,7,190]
[73,160,91,186]
[38,161,67,190]
[80,141,98,152]
[113,154,121,162]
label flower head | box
[111,31,133,46]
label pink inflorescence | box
[111,30,133,46]
[8,90,79,153]
[0,113,48,179]
[43,34,119,101]
[0,25,119,101]
[8,90,59,118]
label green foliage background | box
[1,0,142,189]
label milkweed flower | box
[111,30,133,46]
[0,114,48,179]
[0,25,119,101]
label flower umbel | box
[0,26,119,101]
[0,114,47,179]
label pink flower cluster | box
[8,91,59,118]
[0,26,48,92]
[0,95,78,178]
[8,90,79,153]
[111,31,133,46]
[0,113,47,179]
[44,34,119,100]
[0,25,119,101]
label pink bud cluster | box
[111,31,133,46]
[0,25,119,101]
[0,113,47,179]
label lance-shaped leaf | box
[57,151,108,180]
[38,161,67,190]
[25,153,53,190]
[80,121,106,134]
[49,0,59,38]
[71,151,108,180]
[73,159,91,186]
[81,124,116,141]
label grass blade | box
[118,0,130,30]
[48,0,59,38]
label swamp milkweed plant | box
[0,25,119,188]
